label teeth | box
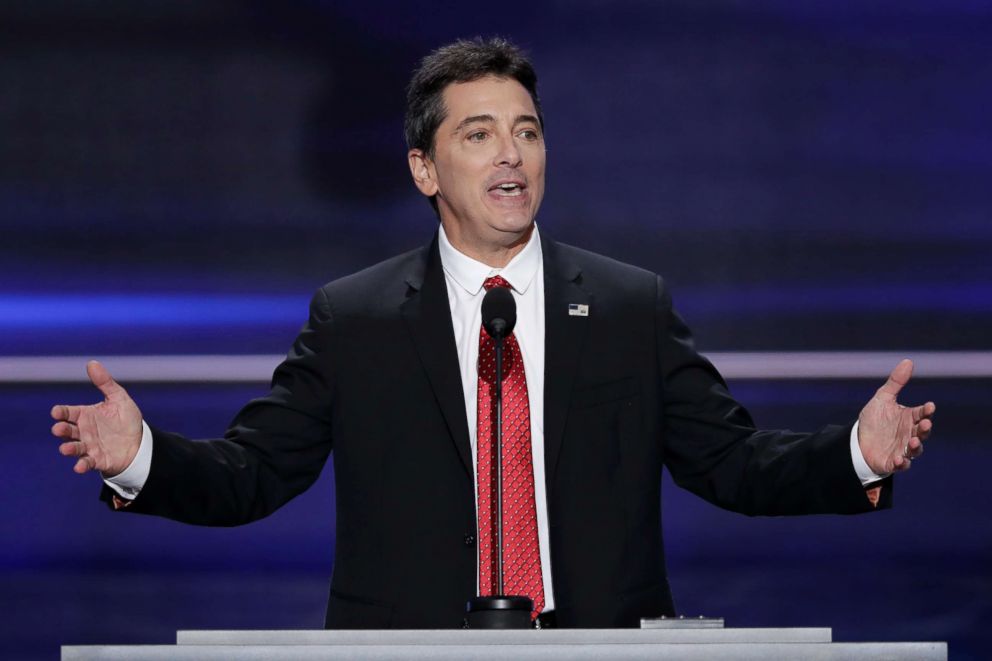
[493,183,523,196]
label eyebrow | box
[453,114,541,133]
[514,114,541,128]
[453,114,495,132]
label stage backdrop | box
[2,1,990,659]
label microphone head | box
[481,286,517,338]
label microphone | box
[481,286,516,339]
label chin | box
[496,205,538,229]
[494,215,535,236]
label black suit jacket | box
[103,231,889,628]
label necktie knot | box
[483,275,512,291]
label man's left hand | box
[858,359,936,475]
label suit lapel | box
[541,235,590,491]
[400,233,473,476]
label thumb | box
[86,360,125,399]
[876,358,913,401]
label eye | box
[518,128,540,141]
[467,131,488,143]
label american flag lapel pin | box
[568,303,589,317]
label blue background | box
[2,1,990,658]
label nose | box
[493,133,523,168]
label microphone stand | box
[465,313,534,629]
[494,328,505,595]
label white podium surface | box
[62,641,948,661]
[62,628,949,660]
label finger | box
[87,360,124,399]
[911,401,937,423]
[50,404,81,423]
[915,418,933,442]
[52,421,80,441]
[910,441,924,460]
[876,359,913,401]
[892,453,912,472]
[905,436,924,457]
[73,456,94,474]
[59,440,85,457]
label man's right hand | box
[51,360,143,477]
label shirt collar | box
[438,223,542,296]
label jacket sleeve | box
[654,276,891,516]
[100,288,338,526]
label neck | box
[441,222,534,268]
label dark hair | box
[405,37,543,213]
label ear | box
[408,149,439,197]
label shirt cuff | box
[102,420,153,500]
[850,420,888,486]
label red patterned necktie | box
[476,275,545,619]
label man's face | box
[410,76,546,256]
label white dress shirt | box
[436,223,555,611]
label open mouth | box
[489,182,526,197]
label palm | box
[51,361,143,476]
[858,359,936,475]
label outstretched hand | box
[858,359,936,476]
[50,360,143,477]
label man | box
[51,38,935,629]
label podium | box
[62,623,948,659]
